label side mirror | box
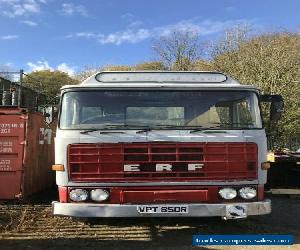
[270,99,284,121]
[44,112,51,118]
[40,106,55,124]
[260,94,284,122]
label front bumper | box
[52,199,271,219]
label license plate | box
[226,204,247,219]
[137,205,189,214]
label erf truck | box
[52,71,283,220]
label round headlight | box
[69,189,88,202]
[90,189,109,201]
[239,187,257,199]
[219,188,237,200]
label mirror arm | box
[260,94,283,103]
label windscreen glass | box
[60,90,262,129]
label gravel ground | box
[0,194,299,250]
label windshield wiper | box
[99,131,125,134]
[136,127,152,133]
[80,124,228,134]
[80,124,153,134]
[136,124,198,133]
[80,124,130,134]
[80,128,102,134]
[189,125,222,133]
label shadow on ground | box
[0,195,299,250]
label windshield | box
[59,90,262,129]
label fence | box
[0,70,46,110]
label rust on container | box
[0,107,55,199]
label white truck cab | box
[52,71,283,219]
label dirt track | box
[0,194,300,250]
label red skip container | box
[0,107,55,199]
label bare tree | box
[75,66,102,82]
[152,31,202,70]
[210,24,252,57]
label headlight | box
[69,189,88,202]
[90,189,109,201]
[239,187,257,199]
[219,187,237,200]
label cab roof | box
[61,71,259,91]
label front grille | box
[68,142,257,182]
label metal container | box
[266,151,300,189]
[0,107,55,199]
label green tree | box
[211,31,300,148]
[23,70,79,104]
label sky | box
[0,0,299,76]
